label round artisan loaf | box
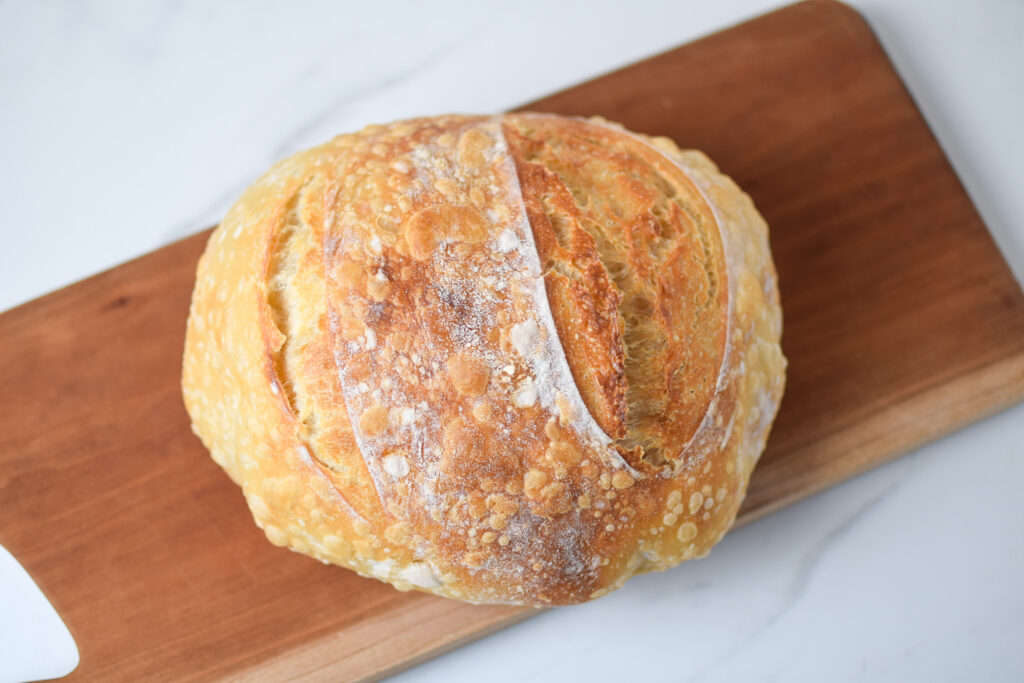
[182,113,785,606]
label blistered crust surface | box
[182,114,786,606]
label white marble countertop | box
[1,1,1022,681]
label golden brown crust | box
[182,114,786,606]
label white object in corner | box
[0,544,78,683]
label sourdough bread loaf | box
[182,113,785,606]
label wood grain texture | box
[1,1,1022,680]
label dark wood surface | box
[2,1,1023,680]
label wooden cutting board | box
[2,1,1023,680]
